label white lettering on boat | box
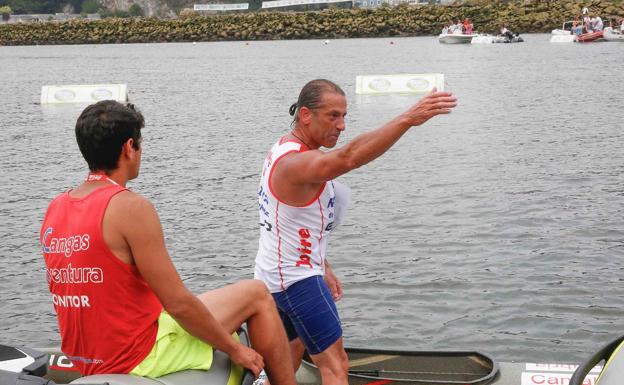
[521,372,598,385]
[525,363,602,373]
[49,354,75,369]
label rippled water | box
[1,35,623,363]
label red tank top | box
[40,184,162,375]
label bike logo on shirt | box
[296,228,313,268]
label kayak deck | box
[26,346,601,385]
[300,347,498,385]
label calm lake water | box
[1,34,623,363]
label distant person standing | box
[463,19,473,35]
[591,14,604,31]
[254,79,457,385]
[620,18,624,32]
[583,13,592,32]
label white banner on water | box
[262,0,348,9]
[41,84,128,104]
[355,73,444,95]
[194,3,249,10]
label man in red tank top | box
[40,101,295,384]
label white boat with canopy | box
[552,20,576,35]
[438,32,475,44]
[550,20,577,43]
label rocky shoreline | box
[1,0,622,46]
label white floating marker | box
[41,84,128,104]
[355,74,444,95]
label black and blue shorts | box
[272,275,342,355]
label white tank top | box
[254,137,337,293]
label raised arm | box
[278,90,457,186]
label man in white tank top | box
[254,79,457,385]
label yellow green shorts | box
[130,312,214,378]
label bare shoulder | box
[277,148,326,173]
[107,190,158,220]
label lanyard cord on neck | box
[86,173,119,186]
[290,131,311,150]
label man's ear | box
[300,106,312,125]
[122,138,135,159]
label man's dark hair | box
[75,100,145,172]
[289,79,345,124]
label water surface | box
[1,35,623,362]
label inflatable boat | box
[576,30,604,42]
[2,334,624,385]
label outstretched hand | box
[229,343,265,378]
[402,89,457,127]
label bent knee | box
[319,359,349,383]
[241,279,273,303]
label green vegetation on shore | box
[1,0,623,45]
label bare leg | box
[263,333,306,385]
[197,280,296,385]
[289,338,306,371]
[309,338,349,385]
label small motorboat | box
[552,20,576,35]
[603,27,624,42]
[576,30,604,42]
[550,20,580,42]
[438,32,475,44]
